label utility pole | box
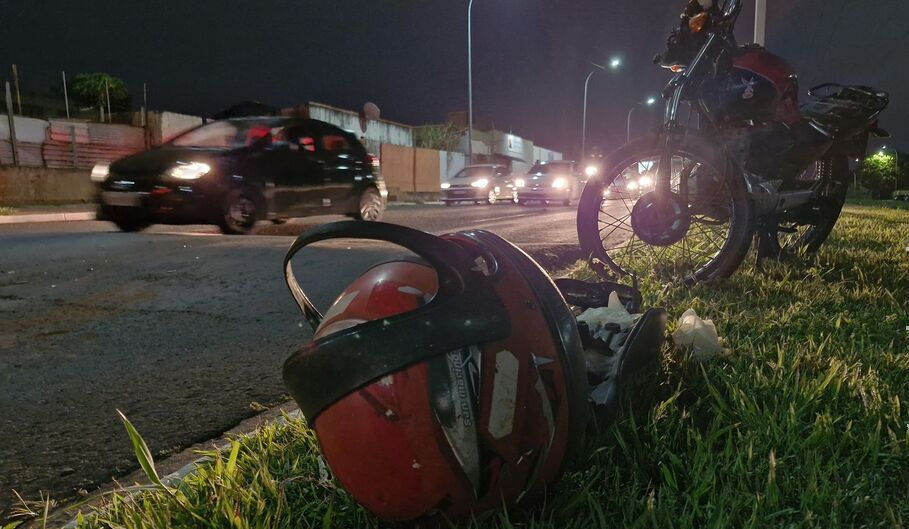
[62,71,70,118]
[105,80,112,123]
[467,0,475,164]
[11,64,22,115]
[5,82,19,166]
[754,0,767,46]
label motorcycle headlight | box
[471,178,489,189]
[441,182,451,189]
[90,163,109,183]
[513,178,526,188]
[168,162,211,180]
[552,177,569,189]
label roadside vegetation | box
[0,207,18,216]
[17,203,906,528]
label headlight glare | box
[168,162,211,180]
[638,175,654,187]
[552,177,569,189]
[471,178,489,188]
[441,182,451,189]
[90,163,110,182]
[513,178,526,188]
[626,180,639,191]
[585,165,598,177]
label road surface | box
[0,202,590,514]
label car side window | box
[320,133,352,153]
[282,125,317,153]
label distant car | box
[91,117,387,234]
[441,165,518,205]
[515,161,581,206]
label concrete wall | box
[0,166,93,205]
[309,102,413,147]
[145,111,204,145]
[380,144,446,194]
[440,151,467,182]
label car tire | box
[110,214,151,233]
[219,188,260,235]
[354,186,384,221]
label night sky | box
[3,0,908,155]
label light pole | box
[467,0,475,164]
[880,145,900,196]
[581,57,621,162]
[626,97,657,143]
[754,0,767,46]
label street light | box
[880,145,900,195]
[581,57,621,162]
[467,0,475,164]
[627,97,658,143]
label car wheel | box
[486,190,497,205]
[219,188,259,235]
[512,191,519,204]
[354,186,384,221]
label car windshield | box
[453,167,496,179]
[169,119,280,148]
[529,163,571,175]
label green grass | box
[0,207,18,216]
[59,204,908,528]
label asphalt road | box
[0,202,586,514]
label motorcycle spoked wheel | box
[773,153,849,253]
[577,135,753,283]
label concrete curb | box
[0,211,95,225]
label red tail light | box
[368,154,381,170]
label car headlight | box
[552,177,569,189]
[626,180,639,191]
[471,178,489,188]
[441,182,451,189]
[603,188,612,197]
[168,162,211,180]
[513,178,526,188]
[585,165,598,177]
[638,175,654,187]
[90,163,109,183]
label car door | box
[268,123,327,216]
[309,123,364,211]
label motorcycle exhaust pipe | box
[749,181,816,216]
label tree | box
[71,73,129,120]
[415,124,465,152]
[859,152,898,199]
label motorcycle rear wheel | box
[774,153,849,253]
[577,135,753,283]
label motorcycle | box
[577,0,889,283]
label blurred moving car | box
[440,164,518,205]
[602,161,657,200]
[515,160,581,206]
[91,117,386,234]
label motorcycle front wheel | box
[577,135,753,283]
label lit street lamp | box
[581,57,621,162]
[627,97,657,143]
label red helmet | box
[282,222,589,523]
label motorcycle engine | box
[722,121,832,184]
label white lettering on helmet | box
[488,350,519,440]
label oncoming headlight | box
[513,178,526,188]
[441,182,451,189]
[585,165,598,177]
[626,180,639,191]
[638,175,654,187]
[471,178,489,189]
[90,163,109,183]
[168,162,211,180]
[552,177,569,189]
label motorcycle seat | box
[800,84,889,137]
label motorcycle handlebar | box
[721,0,743,21]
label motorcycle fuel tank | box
[717,45,801,125]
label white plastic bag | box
[671,308,725,361]
[577,291,635,333]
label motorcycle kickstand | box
[755,217,784,270]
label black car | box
[440,164,517,205]
[92,116,387,234]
